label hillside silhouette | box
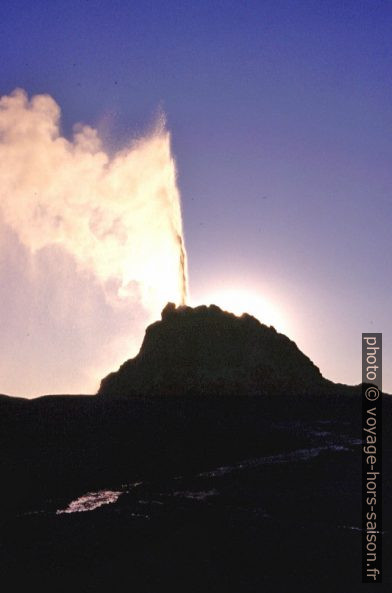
[0,304,391,593]
[99,302,326,398]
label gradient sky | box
[1,0,391,394]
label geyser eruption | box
[0,89,188,308]
[0,88,188,396]
[177,232,188,305]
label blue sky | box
[1,1,391,392]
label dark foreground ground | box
[0,389,391,592]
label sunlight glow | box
[191,288,290,336]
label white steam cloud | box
[0,89,187,397]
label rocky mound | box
[98,303,326,397]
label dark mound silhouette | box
[1,305,391,593]
[99,302,325,398]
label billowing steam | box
[0,89,187,397]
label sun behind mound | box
[98,303,325,398]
